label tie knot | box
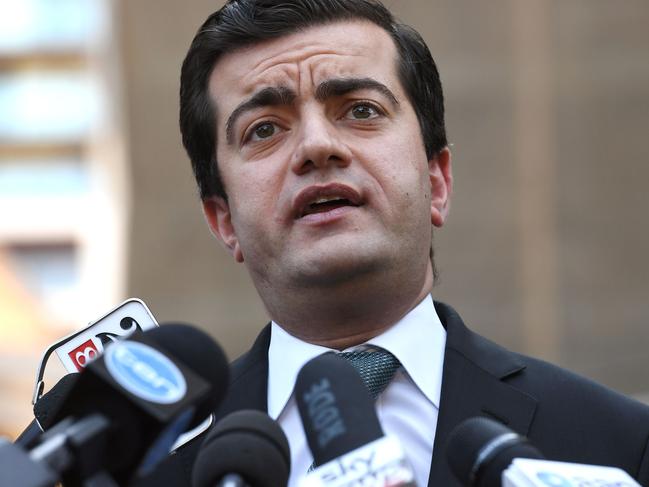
[337,348,401,399]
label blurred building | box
[0,0,128,437]
[1,0,648,438]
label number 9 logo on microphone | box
[69,339,100,371]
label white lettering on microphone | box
[321,450,376,482]
[300,437,417,487]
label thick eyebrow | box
[315,77,399,107]
[225,86,296,144]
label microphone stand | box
[1,414,119,487]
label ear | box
[429,146,453,227]
[202,197,244,263]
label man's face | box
[205,20,451,292]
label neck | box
[261,262,434,350]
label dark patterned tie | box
[337,348,401,399]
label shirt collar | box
[364,294,446,409]
[267,295,446,419]
[267,323,332,419]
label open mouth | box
[301,197,359,217]
[292,183,365,219]
[293,184,364,220]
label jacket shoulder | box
[435,300,649,482]
[510,352,649,469]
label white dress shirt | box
[267,295,447,487]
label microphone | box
[446,416,543,487]
[33,373,79,431]
[0,437,59,487]
[502,458,641,487]
[446,416,641,487]
[23,322,225,444]
[295,353,417,487]
[26,323,228,486]
[11,372,81,448]
[145,323,229,430]
[192,409,290,487]
[19,298,159,449]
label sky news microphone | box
[446,416,641,487]
[192,410,290,487]
[295,353,417,487]
[27,323,229,486]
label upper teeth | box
[311,196,341,205]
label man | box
[144,0,649,485]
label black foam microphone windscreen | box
[34,373,80,430]
[12,373,80,450]
[146,323,230,427]
[294,353,383,467]
[192,410,290,487]
[446,416,544,487]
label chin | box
[291,251,387,288]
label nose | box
[290,111,352,175]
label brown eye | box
[348,104,379,120]
[253,122,276,140]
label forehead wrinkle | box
[245,47,369,96]
[243,61,299,93]
[240,49,370,103]
[248,36,365,74]
[227,20,397,88]
[250,49,351,75]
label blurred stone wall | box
[119,0,649,396]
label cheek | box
[367,136,429,195]
[218,143,291,210]
[376,152,432,227]
[226,167,285,237]
[230,186,271,225]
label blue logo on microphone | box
[105,341,187,404]
[536,472,572,487]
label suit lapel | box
[215,324,271,417]
[428,303,538,486]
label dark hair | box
[180,0,447,200]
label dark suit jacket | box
[25,302,649,486]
